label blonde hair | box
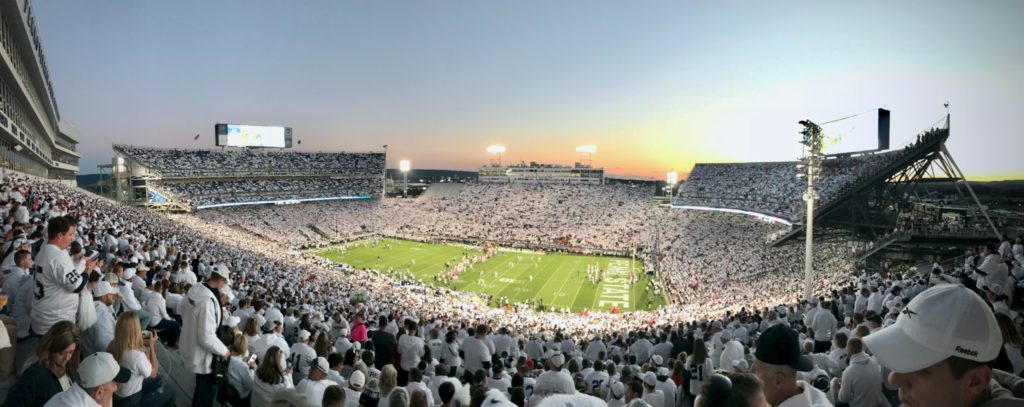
[231,334,248,356]
[379,364,398,396]
[107,311,144,362]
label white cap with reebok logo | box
[863,284,1000,374]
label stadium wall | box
[0,1,79,182]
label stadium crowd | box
[199,183,656,252]
[115,145,385,179]
[0,167,1021,406]
[676,128,947,221]
[676,152,899,221]
[158,178,378,208]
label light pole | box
[798,119,823,301]
[576,145,597,167]
[666,171,678,197]
[486,145,506,166]
[399,159,410,197]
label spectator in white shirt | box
[397,319,425,386]
[107,311,176,406]
[835,337,889,407]
[720,330,745,374]
[83,281,119,356]
[462,324,493,379]
[226,335,256,406]
[344,370,365,407]
[296,357,334,407]
[143,279,180,347]
[252,346,294,406]
[405,368,434,406]
[32,217,101,336]
[289,329,318,383]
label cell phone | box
[142,330,152,340]
[248,354,258,364]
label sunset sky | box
[34,1,1024,180]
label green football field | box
[314,238,666,313]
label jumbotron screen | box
[215,123,292,148]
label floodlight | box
[486,145,506,154]
[666,171,678,185]
[575,145,597,154]
[399,160,410,172]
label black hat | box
[754,325,813,372]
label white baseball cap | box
[310,356,329,373]
[651,354,663,366]
[643,371,657,386]
[349,370,365,387]
[77,352,131,388]
[863,284,1001,374]
[549,353,565,369]
[609,381,624,399]
[299,330,311,341]
[92,281,118,298]
[223,316,241,328]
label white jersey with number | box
[31,243,85,335]
[584,370,610,398]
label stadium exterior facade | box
[0,1,79,183]
[479,162,604,184]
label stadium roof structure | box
[766,115,1003,253]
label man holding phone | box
[31,216,101,336]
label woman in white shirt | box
[242,318,262,356]
[252,346,294,406]
[442,330,462,375]
[107,311,176,407]
[226,335,257,407]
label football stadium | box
[0,2,1022,407]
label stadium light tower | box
[486,145,506,166]
[576,145,597,167]
[399,159,411,197]
[665,171,678,196]
[798,119,823,301]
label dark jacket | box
[2,362,64,407]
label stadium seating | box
[675,151,903,220]
[0,165,998,407]
[114,145,385,208]
[115,144,385,178]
